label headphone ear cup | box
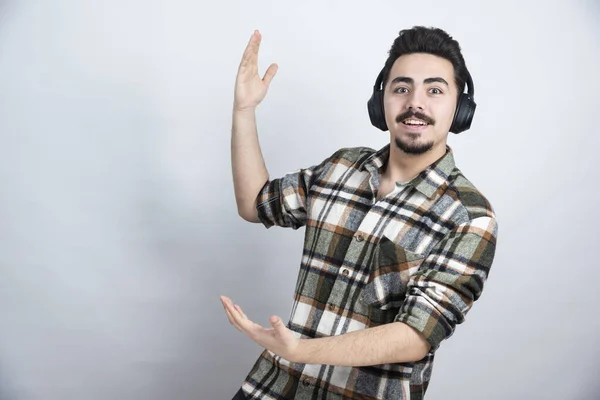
[450,93,476,134]
[367,90,388,131]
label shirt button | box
[341,268,350,276]
[328,303,335,311]
[302,377,310,386]
[354,233,364,242]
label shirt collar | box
[361,143,456,199]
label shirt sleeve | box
[394,215,499,351]
[255,153,336,230]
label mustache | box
[395,110,435,125]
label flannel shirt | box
[239,144,498,399]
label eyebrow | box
[389,76,450,87]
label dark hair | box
[382,26,468,97]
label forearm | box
[231,108,269,222]
[293,322,430,367]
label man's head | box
[372,26,472,155]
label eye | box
[393,87,409,94]
[429,87,443,94]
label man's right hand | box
[233,30,278,113]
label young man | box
[222,26,498,400]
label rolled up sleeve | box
[255,168,315,230]
[395,216,499,351]
[255,150,339,229]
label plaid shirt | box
[240,144,498,399]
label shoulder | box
[446,167,497,223]
[325,146,378,166]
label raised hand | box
[233,30,278,112]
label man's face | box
[383,53,458,155]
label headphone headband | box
[465,69,474,97]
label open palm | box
[234,30,278,112]
[220,295,300,362]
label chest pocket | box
[362,235,426,318]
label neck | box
[383,142,447,184]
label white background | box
[0,0,599,399]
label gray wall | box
[0,0,598,399]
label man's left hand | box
[220,295,300,362]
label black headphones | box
[367,66,477,134]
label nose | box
[406,90,425,110]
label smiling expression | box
[383,53,459,155]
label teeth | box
[403,119,427,125]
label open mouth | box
[402,118,428,126]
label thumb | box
[262,63,278,86]
[270,315,285,330]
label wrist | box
[289,338,310,364]
[232,106,257,132]
[233,104,257,115]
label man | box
[222,26,498,400]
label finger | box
[234,304,248,320]
[223,297,256,332]
[239,30,261,70]
[221,296,243,329]
[221,296,238,317]
[242,30,259,58]
[220,296,265,335]
[262,63,278,86]
[231,305,258,332]
[269,315,286,332]
[220,295,237,309]
[224,304,244,332]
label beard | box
[394,135,434,155]
[393,109,435,155]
